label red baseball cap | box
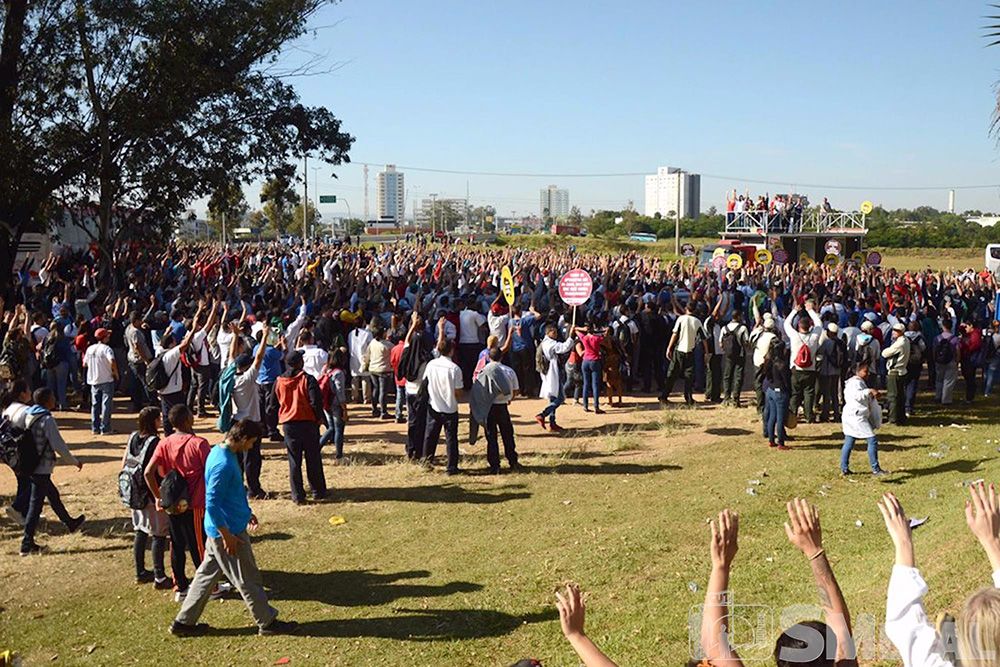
[95,328,111,340]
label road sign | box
[860,200,873,215]
[825,239,842,256]
[755,248,773,265]
[558,269,593,306]
[726,253,744,270]
[866,251,882,266]
[773,249,789,265]
[680,243,696,258]
[824,253,840,267]
[319,195,337,204]
[500,266,516,306]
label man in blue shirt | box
[171,419,296,637]
[253,335,284,442]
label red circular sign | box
[558,268,593,306]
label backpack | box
[158,434,196,515]
[0,413,40,475]
[41,336,60,370]
[535,343,551,376]
[613,320,634,357]
[720,327,741,360]
[934,338,955,365]
[0,346,20,381]
[828,337,846,370]
[794,338,813,368]
[118,433,157,510]
[974,334,994,368]
[180,339,203,368]
[145,350,178,393]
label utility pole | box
[429,193,437,237]
[303,154,309,240]
[363,164,369,222]
[222,211,227,246]
[675,208,681,257]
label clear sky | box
[258,0,1000,218]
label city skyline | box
[210,1,1000,219]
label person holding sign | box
[535,324,577,432]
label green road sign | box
[319,195,337,203]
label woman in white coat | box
[840,363,888,476]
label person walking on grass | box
[144,404,211,600]
[83,327,118,435]
[20,388,86,556]
[422,339,464,474]
[123,406,170,589]
[170,419,297,637]
[840,363,888,477]
[535,323,577,432]
[275,350,326,504]
[660,301,704,407]
[319,348,349,460]
[483,347,524,475]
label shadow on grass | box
[894,458,986,482]
[206,607,557,640]
[527,462,682,475]
[262,568,482,607]
[705,427,753,437]
[561,418,694,438]
[334,483,531,505]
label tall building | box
[376,164,405,224]
[644,167,700,219]
[416,197,468,229]
[539,185,569,220]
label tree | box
[207,179,250,239]
[292,200,322,237]
[568,205,583,225]
[0,0,354,292]
[260,173,301,236]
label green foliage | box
[585,210,725,240]
[260,174,301,236]
[206,179,250,238]
[865,206,1000,248]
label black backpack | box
[535,343,551,376]
[828,337,846,370]
[159,435,194,515]
[720,327,741,360]
[613,320,634,357]
[41,336,60,370]
[934,338,955,365]
[0,413,40,475]
[118,433,157,510]
[145,350,177,392]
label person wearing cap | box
[882,322,911,425]
[83,326,118,434]
[816,322,846,422]
[274,349,326,504]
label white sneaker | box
[5,506,25,527]
[174,589,188,602]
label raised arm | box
[556,584,619,667]
[784,498,856,665]
[700,509,744,666]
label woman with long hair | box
[122,406,171,588]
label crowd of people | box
[3,237,1000,657]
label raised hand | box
[966,482,1000,570]
[876,492,914,567]
[709,509,739,570]
[784,497,823,558]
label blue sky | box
[259,0,1000,217]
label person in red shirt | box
[959,322,983,403]
[144,404,211,600]
[275,350,326,504]
[389,334,407,424]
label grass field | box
[2,390,1000,666]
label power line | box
[352,161,1000,192]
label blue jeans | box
[764,387,789,445]
[986,359,1000,396]
[22,473,75,551]
[840,435,880,473]
[46,361,69,410]
[90,381,114,433]
[395,386,406,420]
[321,408,346,458]
[581,359,602,411]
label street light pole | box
[429,193,438,237]
[303,154,309,240]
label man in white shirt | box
[231,332,270,499]
[784,302,824,424]
[296,330,328,380]
[749,314,778,414]
[187,300,218,418]
[421,339,464,475]
[661,303,705,406]
[83,328,118,434]
[156,331,191,436]
[483,347,523,474]
[348,323,373,404]
[457,297,486,389]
